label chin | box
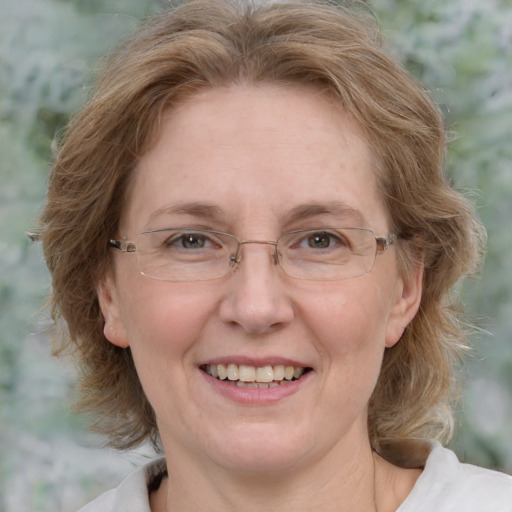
[204,424,314,474]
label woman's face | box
[99,84,421,476]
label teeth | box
[217,364,228,380]
[238,364,256,382]
[236,381,285,388]
[204,363,306,383]
[236,381,258,388]
[273,365,285,380]
[284,366,295,380]
[256,366,274,383]
[227,363,239,381]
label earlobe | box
[385,264,423,348]
[97,276,130,348]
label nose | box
[219,242,294,334]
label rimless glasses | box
[108,227,398,282]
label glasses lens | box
[129,227,380,282]
[277,228,377,280]
[135,229,237,281]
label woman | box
[36,0,511,510]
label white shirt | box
[397,441,512,511]
[77,441,512,511]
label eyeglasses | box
[108,227,397,282]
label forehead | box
[122,84,388,235]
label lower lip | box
[200,370,312,405]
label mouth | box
[200,363,312,389]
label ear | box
[97,275,130,348]
[385,263,423,348]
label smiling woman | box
[35,0,511,511]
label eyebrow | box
[146,200,368,228]
[147,202,225,225]
[281,201,368,226]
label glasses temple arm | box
[375,233,398,250]
[109,239,136,252]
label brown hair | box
[39,0,485,452]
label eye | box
[303,231,349,250]
[178,233,206,249]
[164,232,213,250]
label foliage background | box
[1,0,511,510]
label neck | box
[157,439,381,512]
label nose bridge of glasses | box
[231,239,279,266]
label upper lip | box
[199,355,311,368]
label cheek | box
[118,284,221,424]
[301,284,391,351]
[297,287,391,430]
[299,283,393,401]
[120,282,219,361]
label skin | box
[98,84,423,512]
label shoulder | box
[399,441,512,512]
[76,458,166,512]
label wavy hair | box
[38,0,485,453]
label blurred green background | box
[1,0,511,510]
